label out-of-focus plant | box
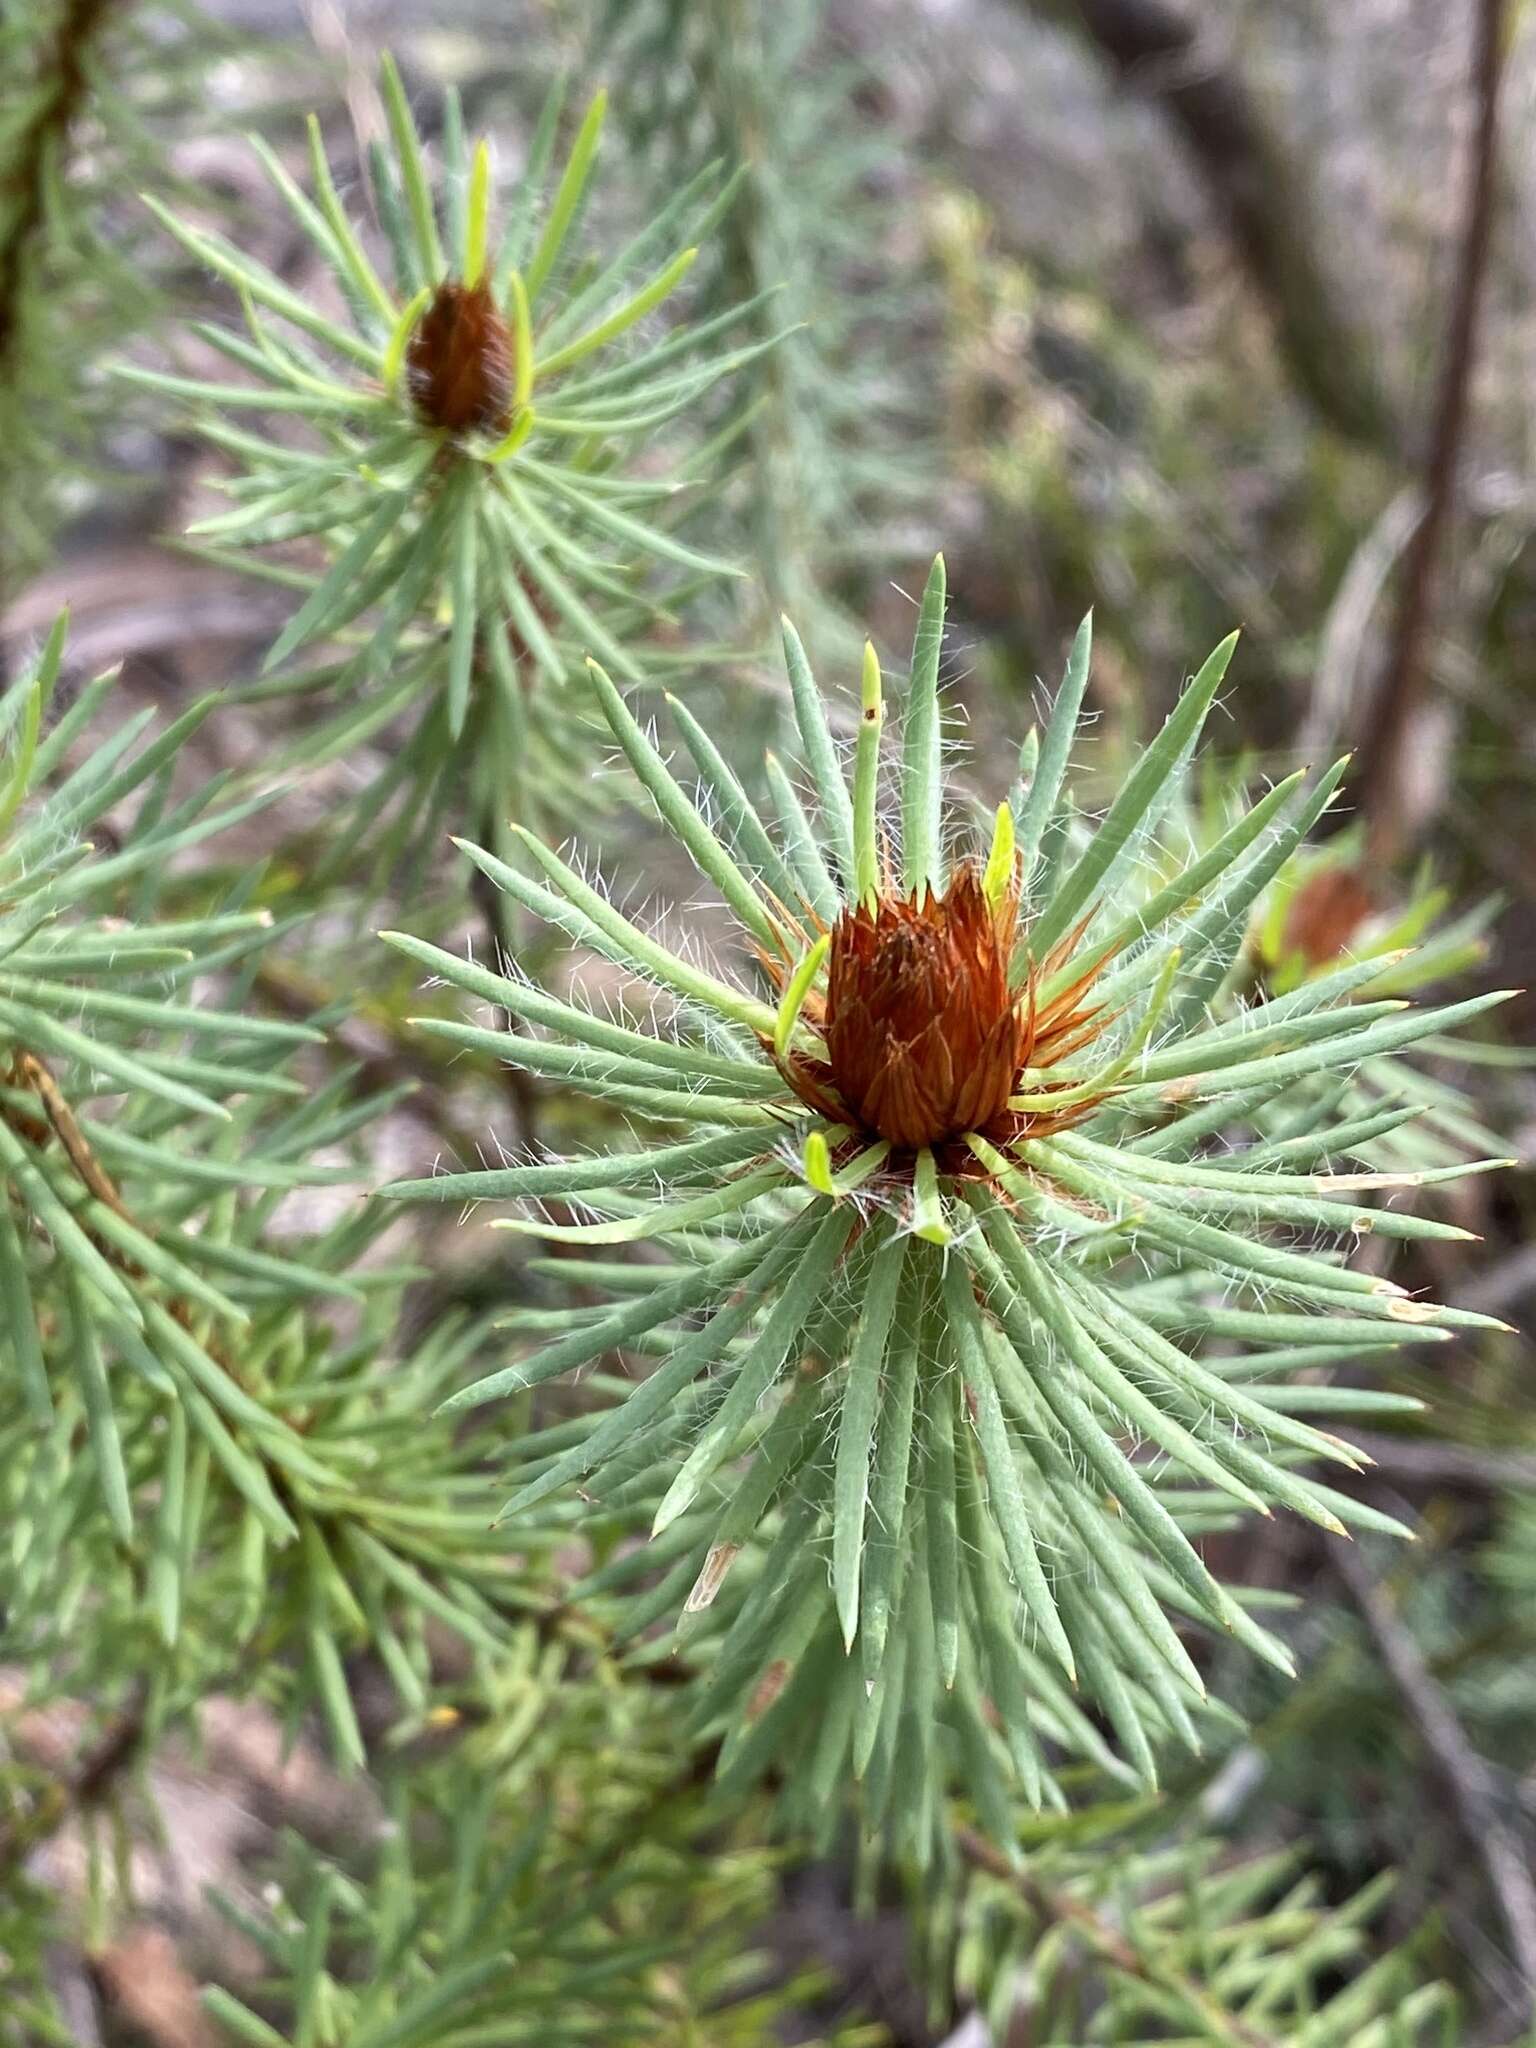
[0,619,362,1562]
[0,0,238,595]
[949,1823,1465,2046]
[593,0,936,639]
[197,1744,873,2048]
[123,59,771,873]
[1148,760,1513,1168]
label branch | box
[954,1825,1280,2048]
[1358,0,1507,863]
[0,0,121,609]
[0,1695,146,1877]
[1342,1431,1536,1493]
[468,828,541,1151]
[0,0,117,373]
[1332,1539,1536,2021]
[1012,0,1400,452]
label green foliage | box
[0,53,870,2040]
[2,13,1529,2044]
[0,621,358,1546]
[1154,763,1511,1170]
[196,1740,866,2048]
[593,0,934,633]
[0,624,542,1769]
[949,1825,1466,2046]
[387,567,1512,1836]
[125,60,767,870]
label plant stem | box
[1359,0,1507,864]
[1018,0,1399,453]
[0,0,117,368]
[0,0,121,607]
[1332,1539,1536,2022]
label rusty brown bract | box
[405,280,515,435]
[768,864,1112,1168]
[822,868,1020,1149]
[1280,866,1374,969]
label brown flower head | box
[772,864,1112,1161]
[405,280,515,435]
[1279,865,1374,970]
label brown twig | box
[9,1050,129,1217]
[1342,1431,1536,1493]
[0,1695,146,1877]
[954,1825,1280,2048]
[0,0,121,606]
[1016,0,1399,452]
[1331,1539,1536,2020]
[3,1047,183,1295]
[0,0,117,372]
[1358,0,1507,864]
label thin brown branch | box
[1332,1540,1536,2020]
[10,1050,128,1217]
[0,0,117,375]
[1013,0,1399,452]
[0,0,121,611]
[1342,1431,1536,1493]
[954,1825,1280,2048]
[1359,0,1507,863]
[0,1694,146,1877]
[5,1049,211,1320]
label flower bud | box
[405,279,514,434]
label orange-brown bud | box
[405,279,514,435]
[821,868,1023,1150]
[1280,867,1373,969]
[768,866,1113,1166]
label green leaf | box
[944,1257,1075,1679]
[525,90,607,302]
[584,660,776,945]
[853,640,883,905]
[0,1205,50,1424]
[66,1273,133,1543]
[860,1247,927,1681]
[901,554,947,897]
[536,245,698,378]
[833,1230,905,1649]
[446,474,480,740]
[476,830,777,1037]
[500,1210,824,1521]
[652,1203,851,1531]
[1033,630,1238,954]
[1014,610,1091,875]
[781,615,856,883]
[380,51,445,283]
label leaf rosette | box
[385,560,1513,1826]
[121,59,771,860]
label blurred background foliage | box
[2,0,1534,2043]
